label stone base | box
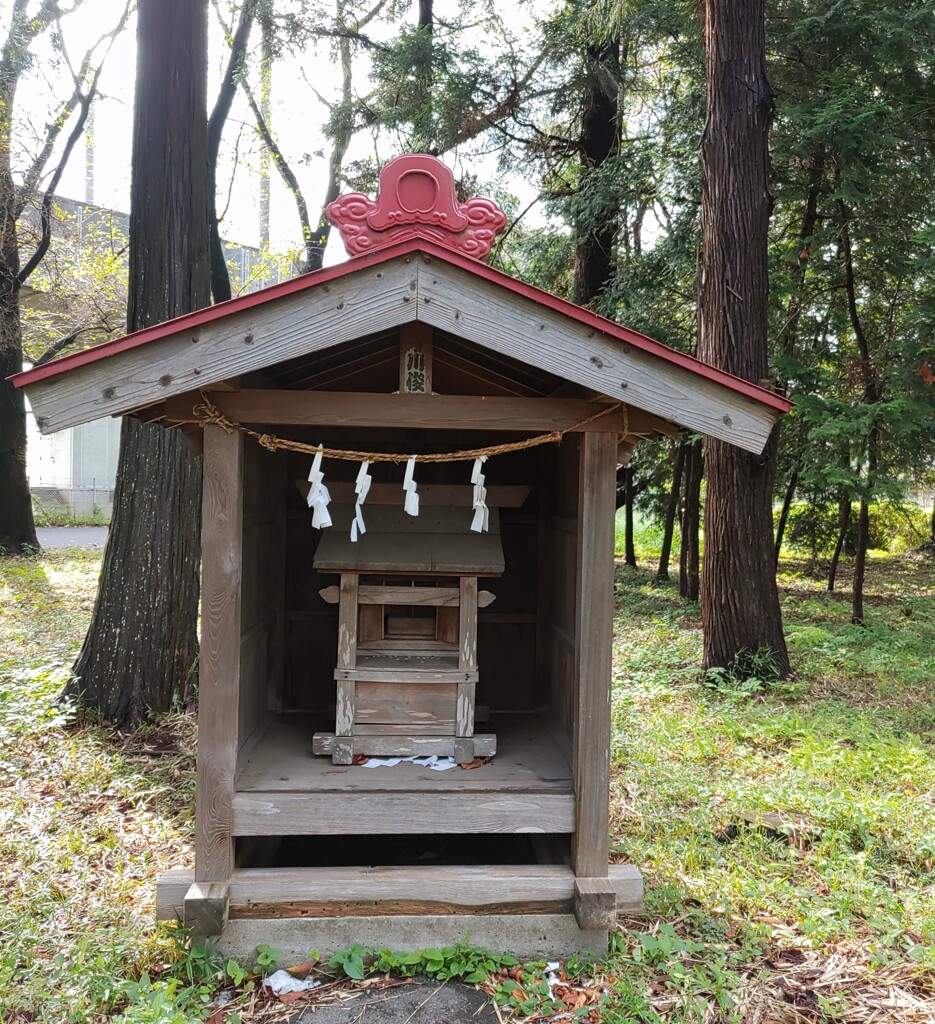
[211,914,608,962]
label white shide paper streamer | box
[403,455,420,517]
[470,455,489,533]
[350,460,371,542]
[306,446,332,529]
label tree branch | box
[241,78,315,271]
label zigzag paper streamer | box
[403,456,420,517]
[470,455,489,533]
[306,446,332,530]
[350,460,371,542]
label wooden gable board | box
[18,243,784,453]
[22,256,418,434]
[414,259,777,454]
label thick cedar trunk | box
[774,468,798,569]
[572,38,620,308]
[68,0,211,726]
[657,436,686,582]
[697,0,788,674]
[624,466,637,567]
[679,438,702,601]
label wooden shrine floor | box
[232,713,575,836]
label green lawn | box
[1,545,933,1021]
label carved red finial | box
[326,154,507,261]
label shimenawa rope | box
[192,393,631,463]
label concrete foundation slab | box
[293,976,498,1024]
[213,914,608,963]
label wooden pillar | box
[189,423,244,932]
[572,430,617,930]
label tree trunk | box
[696,0,788,674]
[679,438,702,602]
[774,468,798,569]
[827,492,850,592]
[0,64,38,553]
[68,0,211,726]
[656,436,685,582]
[412,0,434,152]
[851,496,870,624]
[624,466,637,567]
[572,37,620,308]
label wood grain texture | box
[336,573,358,669]
[244,714,567,792]
[184,881,230,936]
[228,864,574,918]
[399,320,433,394]
[27,258,418,433]
[232,788,570,835]
[168,390,627,433]
[305,481,531,509]
[459,576,478,671]
[196,424,243,884]
[354,682,456,728]
[415,260,778,453]
[573,877,617,930]
[312,732,496,756]
[572,432,616,880]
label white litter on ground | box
[360,755,458,771]
[264,970,322,995]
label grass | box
[1,541,934,1021]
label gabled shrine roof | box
[13,155,790,453]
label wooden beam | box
[232,789,572,835]
[400,321,433,394]
[166,391,630,433]
[302,481,532,509]
[572,431,616,880]
[195,424,244,887]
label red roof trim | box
[12,234,791,415]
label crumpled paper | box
[264,969,322,996]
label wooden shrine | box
[14,154,790,959]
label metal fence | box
[31,483,113,524]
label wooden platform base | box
[312,731,496,762]
[157,864,644,946]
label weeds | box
[2,547,934,1021]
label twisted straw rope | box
[192,392,630,463]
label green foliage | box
[701,647,790,698]
[778,500,930,556]
[370,943,517,983]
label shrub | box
[777,501,929,556]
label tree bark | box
[656,435,685,582]
[679,438,702,602]
[571,37,620,308]
[827,491,850,592]
[208,0,257,303]
[774,468,798,569]
[696,0,788,674]
[851,494,870,624]
[623,466,637,567]
[68,0,211,726]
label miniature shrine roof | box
[13,155,790,453]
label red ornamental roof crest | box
[326,154,508,261]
